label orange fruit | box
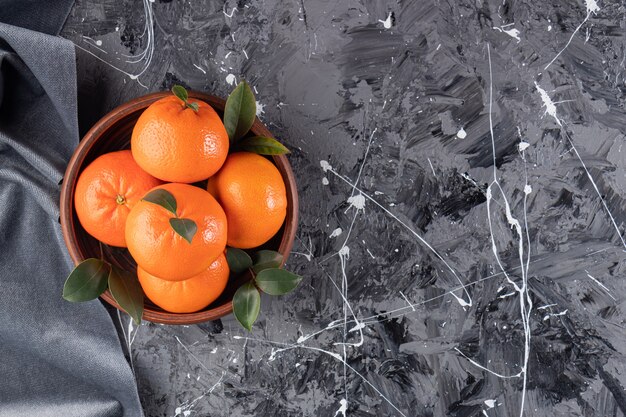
[137,253,229,313]
[125,183,228,280]
[131,95,229,183]
[74,150,162,247]
[207,152,287,249]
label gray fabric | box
[0,0,74,36]
[0,8,143,417]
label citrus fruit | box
[207,152,287,249]
[125,183,228,280]
[137,253,229,313]
[131,95,229,183]
[74,150,162,247]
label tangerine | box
[74,150,162,247]
[131,95,229,183]
[137,253,229,313]
[125,183,227,280]
[207,152,287,249]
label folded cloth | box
[0,4,143,417]
[0,0,74,35]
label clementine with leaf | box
[125,183,227,281]
[131,86,229,183]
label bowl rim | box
[59,91,299,325]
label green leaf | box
[237,136,290,155]
[62,259,110,302]
[142,189,177,215]
[255,268,302,296]
[171,85,199,112]
[233,281,261,331]
[226,247,253,275]
[169,218,197,243]
[252,250,284,273]
[172,85,189,102]
[224,80,256,143]
[108,267,144,325]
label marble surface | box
[61,0,626,416]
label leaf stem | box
[171,85,200,113]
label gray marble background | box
[61,0,626,416]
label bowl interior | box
[60,92,298,324]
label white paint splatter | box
[427,158,437,177]
[256,101,265,117]
[485,399,496,408]
[481,44,533,417]
[543,310,568,321]
[456,347,523,379]
[378,12,392,29]
[544,0,599,70]
[118,311,140,372]
[586,0,600,13]
[524,184,532,195]
[322,177,329,185]
[493,26,521,42]
[172,371,226,417]
[518,141,530,151]
[585,270,617,300]
[334,398,348,417]
[322,166,472,307]
[535,82,626,249]
[347,193,366,211]
[193,64,206,74]
[225,73,236,86]
[456,127,467,139]
[73,0,155,89]
[349,322,365,333]
[399,291,416,311]
[330,228,343,238]
[534,82,561,125]
[223,5,237,17]
[296,259,550,356]
[242,336,406,416]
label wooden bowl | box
[60,92,298,325]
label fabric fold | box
[0,5,144,417]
